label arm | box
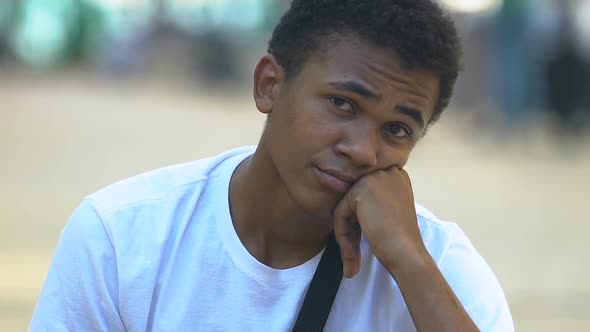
[333,168,512,331]
[30,199,125,332]
[384,246,479,332]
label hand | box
[333,167,426,278]
[334,168,481,331]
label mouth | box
[313,166,355,194]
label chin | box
[298,187,341,221]
[284,165,341,221]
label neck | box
[229,146,332,269]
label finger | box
[399,168,411,182]
[385,164,400,173]
[398,169,415,199]
[333,194,362,278]
[352,220,361,276]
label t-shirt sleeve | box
[30,199,125,332]
[439,226,514,332]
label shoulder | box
[414,203,514,331]
[414,203,464,264]
[87,146,255,216]
[74,146,254,247]
[58,146,255,285]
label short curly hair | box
[268,0,463,126]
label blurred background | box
[0,0,589,330]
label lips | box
[314,166,356,193]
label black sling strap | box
[292,232,343,332]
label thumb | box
[333,193,362,278]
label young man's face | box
[258,34,440,221]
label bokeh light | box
[439,0,503,14]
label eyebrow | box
[329,80,426,130]
[329,81,380,101]
[397,106,426,130]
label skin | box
[229,34,478,331]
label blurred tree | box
[489,0,542,127]
[0,1,16,63]
[544,1,589,136]
[9,0,80,67]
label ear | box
[253,55,284,115]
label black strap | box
[292,232,343,332]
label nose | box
[334,122,379,168]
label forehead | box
[294,34,440,113]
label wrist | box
[383,245,434,278]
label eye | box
[328,97,354,113]
[385,123,411,138]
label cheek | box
[297,98,344,144]
[269,95,344,166]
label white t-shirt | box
[31,146,513,332]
